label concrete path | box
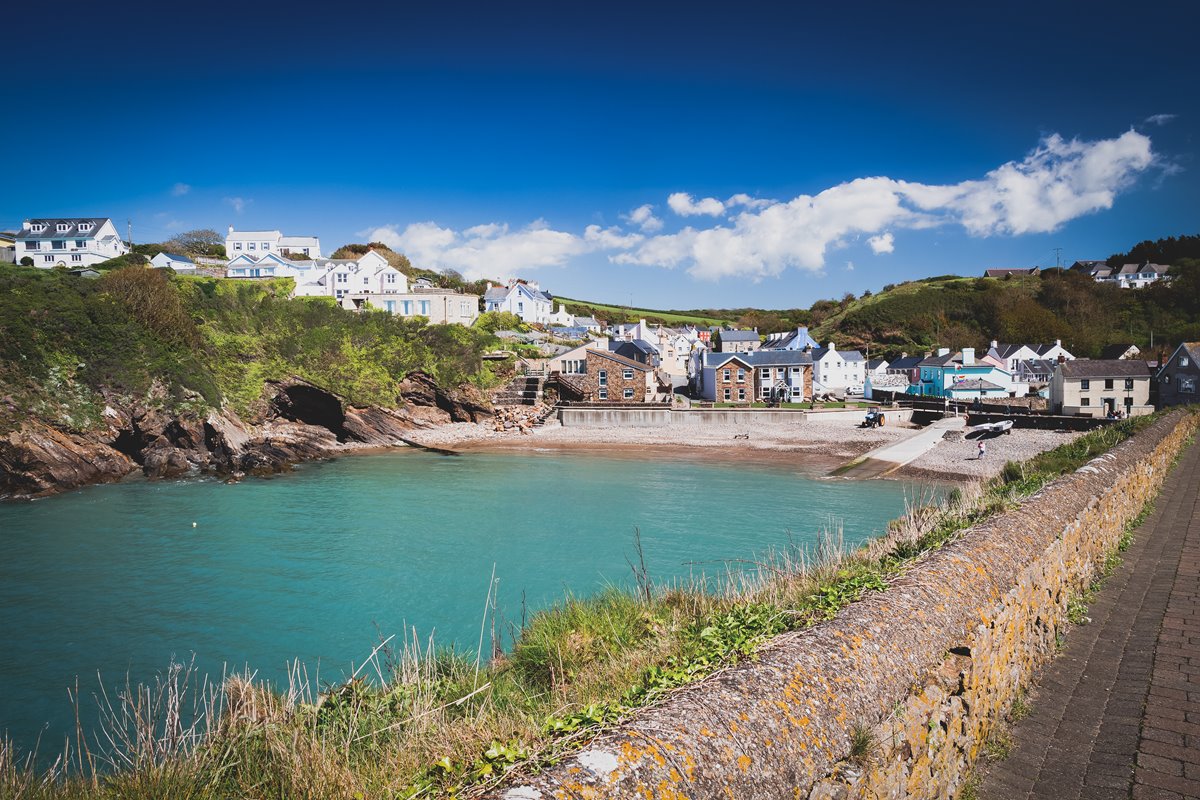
[977,438,1200,800]
[835,416,964,478]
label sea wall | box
[555,407,913,428]
[492,409,1198,799]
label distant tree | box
[19,256,33,266]
[98,266,198,346]
[165,229,224,257]
[330,242,413,272]
[474,311,527,334]
[284,251,310,261]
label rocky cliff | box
[0,372,492,500]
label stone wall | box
[491,410,1198,800]
[555,407,913,428]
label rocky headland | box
[0,372,491,500]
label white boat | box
[971,419,1014,434]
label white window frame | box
[598,388,608,400]
[598,369,608,387]
[623,388,634,400]
[623,369,634,380]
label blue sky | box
[5,1,1198,309]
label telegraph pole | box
[1052,247,1063,268]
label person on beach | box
[978,440,987,459]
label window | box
[736,368,745,383]
[43,255,53,262]
[623,369,634,379]
[234,242,242,250]
[1124,378,1134,391]
[77,223,91,232]
[1181,377,1196,394]
[71,254,81,262]
[460,302,469,314]
[1081,397,1090,406]
[761,368,771,379]
[384,301,395,313]
[25,241,39,250]
[517,302,524,312]
[401,300,413,314]
[386,273,396,283]
[74,240,86,248]
[1104,379,1113,390]
[30,224,45,233]
[419,300,430,315]
[248,243,256,250]
[1180,355,1190,367]
[723,388,731,401]
[302,248,310,255]
[1080,379,1090,390]
[598,388,608,400]
[336,272,347,282]
[791,367,801,374]
[623,388,634,400]
[56,223,69,232]
[262,242,271,250]
[722,369,731,381]
[738,388,746,401]
[363,276,370,285]
[51,240,65,250]
[761,385,771,398]
[598,369,607,387]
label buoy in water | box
[192,522,198,528]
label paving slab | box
[977,438,1200,800]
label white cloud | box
[868,232,895,254]
[1145,113,1176,126]
[726,193,773,210]
[357,130,1157,285]
[667,192,726,217]
[625,204,663,232]
[171,182,191,197]
[360,221,587,280]
[845,261,855,272]
[618,130,1155,280]
[224,196,249,214]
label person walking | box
[978,440,987,459]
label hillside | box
[555,297,734,327]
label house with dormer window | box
[14,218,128,268]
[1154,343,1200,408]
[482,280,554,325]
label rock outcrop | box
[0,372,494,500]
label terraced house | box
[14,218,128,268]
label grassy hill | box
[555,297,734,327]
[0,265,503,435]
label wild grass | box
[0,413,1179,798]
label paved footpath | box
[978,438,1200,800]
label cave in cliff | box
[271,384,350,442]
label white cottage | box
[482,280,554,325]
[14,218,128,268]
[225,225,322,260]
[151,252,197,273]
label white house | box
[225,251,306,279]
[1071,260,1171,289]
[547,304,577,327]
[293,251,404,300]
[14,218,128,268]
[341,291,480,326]
[482,280,555,325]
[224,226,322,260]
[984,340,1074,372]
[812,342,866,394]
[151,252,197,273]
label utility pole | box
[127,218,133,250]
[1052,247,1063,268]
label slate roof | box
[718,329,760,342]
[813,347,865,362]
[950,378,1006,391]
[743,350,813,367]
[15,218,113,240]
[984,267,1039,277]
[990,342,1068,359]
[761,326,820,351]
[1059,359,1152,379]
[887,355,923,371]
[586,349,652,371]
[866,358,888,370]
[1099,343,1140,360]
[575,316,601,327]
[156,251,194,263]
[917,352,958,367]
[703,352,752,370]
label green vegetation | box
[554,296,733,327]
[0,265,505,434]
[4,409,1183,798]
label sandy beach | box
[405,416,1083,482]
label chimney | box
[1058,354,1066,364]
[990,339,998,349]
[924,351,932,358]
[1055,339,1062,347]
[962,347,975,365]
[486,282,493,290]
[937,347,950,357]
[901,351,908,358]
[827,341,836,351]
[21,220,31,231]
[227,224,234,235]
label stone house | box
[715,328,760,353]
[572,349,652,402]
[744,350,813,403]
[1154,343,1200,408]
[697,353,754,402]
[1050,359,1153,417]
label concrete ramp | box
[833,416,964,478]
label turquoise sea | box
[0,448,922,756]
